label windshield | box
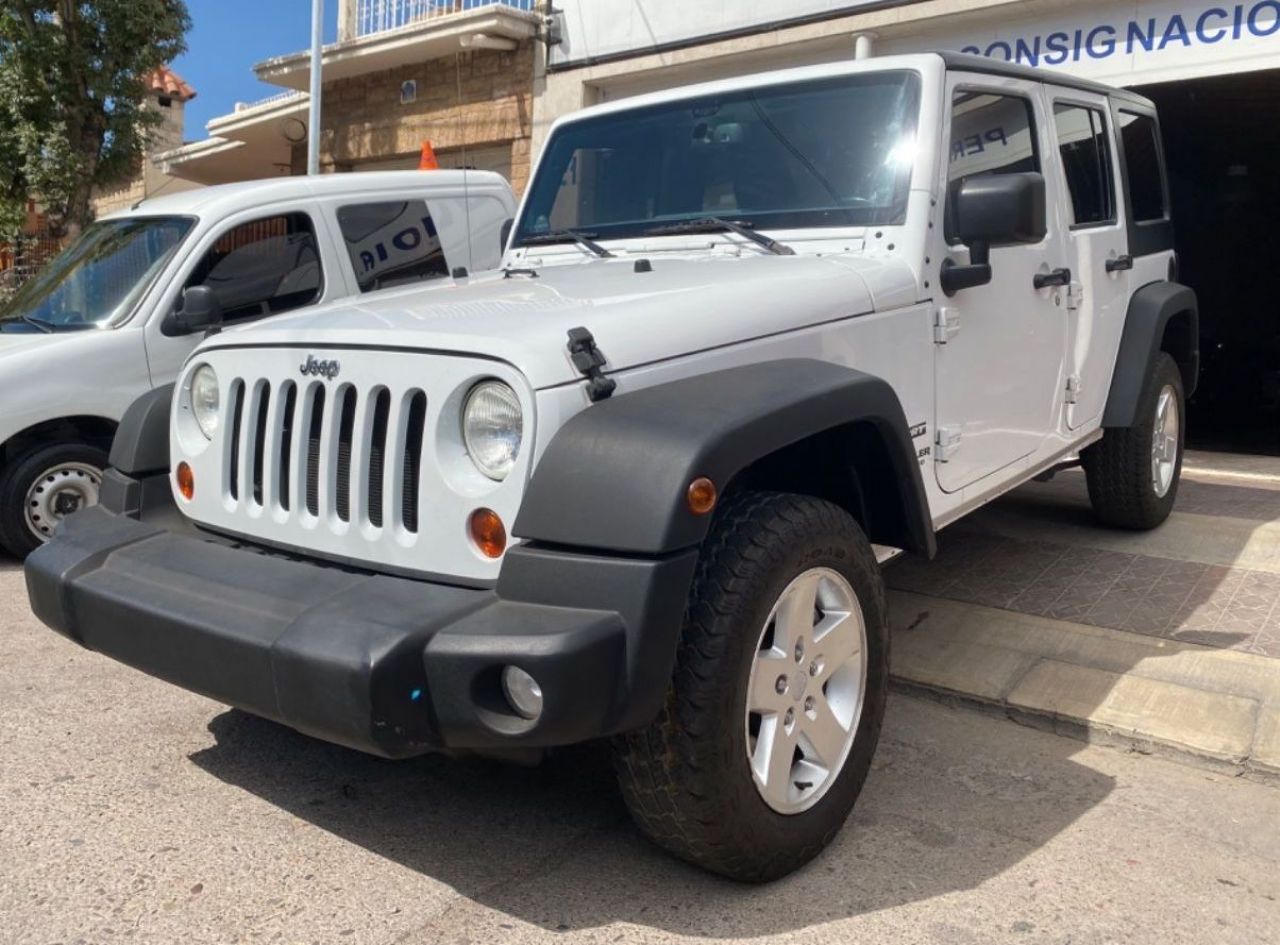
[515,70,921,246]
[0,216,194,331]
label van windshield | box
[514,70,920,247]
[0,216,193,331]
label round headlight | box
[463,381,522,481]
[189,365,220,440]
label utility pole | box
[307,0,325,175]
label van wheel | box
[0,442,107,559]
[1082,352,1184,530]
[612,491,888,882]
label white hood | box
[0,329,69,361]
[198,253,920,390]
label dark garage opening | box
[1138,70,1280,456]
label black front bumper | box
[26,481,696,759]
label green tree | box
[0,1,191,241]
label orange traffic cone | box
[418,141,440,170]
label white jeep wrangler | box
[27,53,1197,882]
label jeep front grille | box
[224,378,428,535]
[175,346,535,584]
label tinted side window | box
[1054,103,1115,227]
[1118,111,1167,222]
[187,213,322,323]
[337,201,449,293]
[946,91,1040,242]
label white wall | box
[549,0,897,67]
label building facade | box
[163,0,542,193]
[93,67,201,217]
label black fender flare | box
[513,359,936,558]
[1102,282,1199,428]
[108,384,174,476]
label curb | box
[890,677,1277,783]
[887,591,1280,784]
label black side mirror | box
[941,172,1046,296]
[499,218,514,254]
[164,286,223,336]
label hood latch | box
[567,327,617,402]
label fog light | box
[469,507,507,558]
[176,462,195,501]
[501,666,543,721]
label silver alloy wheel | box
[1151,383,1180,499]
[24,462,102,542]
[745,567,868,815]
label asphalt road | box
[2,556,1278,945]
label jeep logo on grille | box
[299,355,341,380]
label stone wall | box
[292,41,535,194]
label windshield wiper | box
[519,229,614,258]
[644,218,795,256]
[19,314,54,333]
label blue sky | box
[172,0,336,137]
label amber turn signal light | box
[469,508,507,558]
[176,462,195,501]
[686,476,717,515]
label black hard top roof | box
[935,51,1156,110]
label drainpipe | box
[307,0,324,175]
[854,33,876,60]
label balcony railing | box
[355,0,537,37]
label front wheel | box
[1083,352,1185,530]
[612,491,888,882]
[0,442,107,559]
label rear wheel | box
[1083,352,1185,530]
[612,491,888,882]
[0,442,107,559]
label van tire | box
[0,442,108,559]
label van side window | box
[1053,103,1115,227]
[336,201,449,293]
[946,91,1040,243]
[1118,111,1167,223]
[186,213,322,323]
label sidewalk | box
[885,452,1280,779]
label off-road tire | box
[1082,352,1184,530]
[611,491,888,883]
[0,442,108,559]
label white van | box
[0,171,516,556]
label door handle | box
[1033,267,1071,290]
[1105,254,1134,273]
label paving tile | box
[1170,608,1221,633]
[1120,609,1175,636]
[1043,600,1094,623]
[1248,624,1280,659]
[1007,586,1066,614]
